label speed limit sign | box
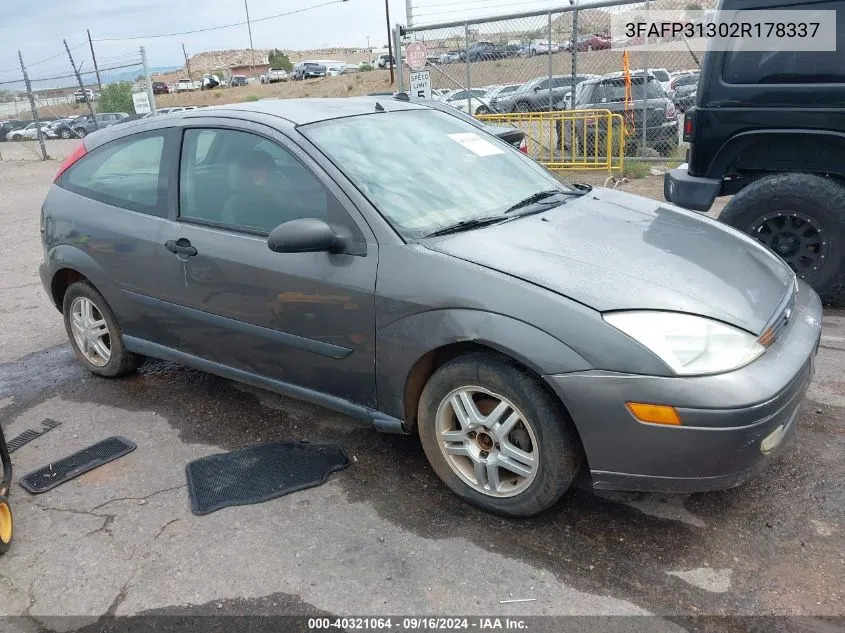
[405,42,427,71]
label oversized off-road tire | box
[418,352,582,517]
[0,497,12,555]
[62,281,140,377]
[719,173,845,302]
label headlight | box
[603,311,765,376]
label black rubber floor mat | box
[186,441,350,516]
[19,436,136,494]
[7,419,62,453]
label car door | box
[51,127,178,343]
[155,121,379,407]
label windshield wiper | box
[423,216,508,238]
[503,189,582,214]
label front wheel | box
[475,105,491,115]
[418,353,582,517]
[62,281,140,377]
[719,173,845,302]
[60,129,72,139]
[74,128,87,138]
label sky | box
[0,0,607,85]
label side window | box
[179,128,331,234]
[723,1,845,83]
[534,79,549,91]
[60,132,167,216]
[551,78,571,89]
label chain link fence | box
[1,46,154,160]
[396,0,714,173]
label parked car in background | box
[230,75,248,87]
[71,112,130,138]
[175,79,194,93]
[527,40,562,55]
[7,121,44,141]
[374,54,395,69]
[444,89,493,115]
[575,34,612,51]
[292,63,327,80]
[568,72,678,156]
[438,51,461,64]
[152,82,170,95]
[261,68,289,83]
[486,83,523,111]
[667,71,699,111]
[646,68,672,92]
[465,42,511,62]
[74,89,96,103]
[201,74,222,90]
[39,97,822,517]
[496,74,593,113]
[45,117,83,139]
[0,120,28,142]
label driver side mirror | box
[267,218,362,255]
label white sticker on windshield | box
[447,133,505,157]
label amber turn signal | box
[626,402,682,426]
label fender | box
[708,129,845,178]
[375,309,592,422]
[44,244,126,312]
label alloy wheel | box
[749,211,828,279]
[69,296,111,367]
[435,386,539,498]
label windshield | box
[301,110,573,240]
[651,69,670,81]
[599,78,664,103]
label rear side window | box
[723,0,845,83]
[60,131,168,216]
[652,69,670,82]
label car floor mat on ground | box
[18,437,137,494]
[185,441,350,516]
[6,419,62,453]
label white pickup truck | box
[261,69,289,84]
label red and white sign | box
[405,42,427,71]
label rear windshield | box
[651,69,670,81]
[577,78,664,105]
[674,74,699,87]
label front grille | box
[758,286,797,348]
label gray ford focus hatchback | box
[39,97,823,516]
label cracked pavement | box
[0,145,843,631]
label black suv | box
[664,0,845,301]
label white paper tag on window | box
[447,133,505,157]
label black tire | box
[74,128,87,138]
[10,134,21,142]
[62,281,140,377]
[515,100,532,113]
[0,497,12,555]
[418,352,582,517]
[60,129,71,139]
[719,173,845,302]
[475,105,491,115]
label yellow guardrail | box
[476,109,626,175]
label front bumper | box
[544,280,823,493]
[664,163,721,212]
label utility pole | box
[182,43,193,83]
[18,51,47,161]
[140,46,157,116]
[385,0,394,84]
[245,0,257,78]
[64,38,97,129]
[405,0,413,28]
[87,30,103,94]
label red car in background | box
[576,34,612,51]
[152,82,170,95]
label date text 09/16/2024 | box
[308,617,529,630]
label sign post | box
[132,91,152,115]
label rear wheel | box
[62,282,140,377]
[475,105,491,115]
[60,129,71,139]
[515,100,532,113]
[74,128,87,138]
[719,173,845,302]
[418,353,582,517]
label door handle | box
[165,238,198,257]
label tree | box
[268,49,293,72]
[98,81,134,114]
[0,89,15,103]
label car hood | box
[423,187,794,334]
